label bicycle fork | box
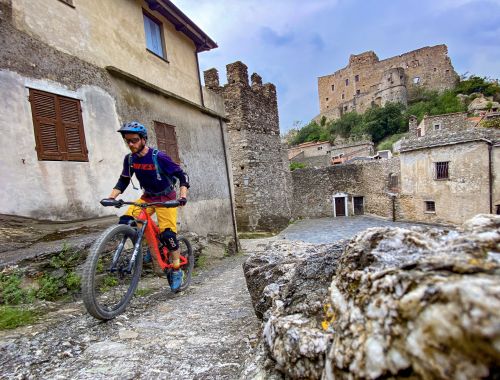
[110,221,148,274]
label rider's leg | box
[156,206,180,268]
[123,199,156,264]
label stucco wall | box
[292,158,400,219]
[0,0,234,237]
[399,142,494,224]
[10,0,202,104]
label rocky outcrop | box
[243,215,500,379]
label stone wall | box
[292,158,400,219]
[318,45,459,120]
[290,154,331,168]
[204,62,292,231]
[417,112,468,137]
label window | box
[143,12,165,58]
[388,173,399,191]
[341,93,345,100]
[355,75,359,82]
[356,89,360,95]
[435,161,449,180]
[317,146,323,150]
[154,121,180,163]
[345,79,349,86]
[29,89,88,161]
[425,201,435,213]
[413,77,420,84]
[433,123,441,131]
[325,97,329,101]
[331,84,335,91]
[344,105,348,111]
[417,128,422,137]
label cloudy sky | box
[172,0,500,133]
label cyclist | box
[106,121,190,292]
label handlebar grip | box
[100,198,122,207]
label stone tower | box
[204,62,292,231]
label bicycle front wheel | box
[82,224,143,320]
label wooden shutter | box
[30,90,63,160]
[154,121,180,163]
[29,89,88,162]
[59,97,88,161]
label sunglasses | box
[124,137,141,144]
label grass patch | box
[238,231,277,239]
[0,306,38,330]
[134,288,155,297]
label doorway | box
[353,196,364,215]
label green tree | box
[328,112,362,138]
[455,75,500,97]
[291,121,328,145]
[359,103,406,144]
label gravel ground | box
[0,253,260,380]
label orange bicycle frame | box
[134,209,187,270]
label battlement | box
[349,51,379,66]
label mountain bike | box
[82,199,193,320]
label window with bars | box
[29,89,88,161]
[425,201,435,213]
[143,11,165,58]
[435,161,449,180]
[154,121,180,163]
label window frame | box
[29,88,88,162]
[424,201,436,213]
[433,123,441,131]
[434,161,449,180]
[143,10,167,60]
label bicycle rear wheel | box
[82,224,143,320]
[177,236,194,292]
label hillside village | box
[0,1,499,379]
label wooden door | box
[335,197,345,216]
[354,196,364,215]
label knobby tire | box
[82,224,143,320]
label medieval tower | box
[204,62,292,231]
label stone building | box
[398,127,500,225]
[204,62,292,231]
[291,158,401,219]
[408,112,470,137]
[330,139,374,164]
[318,45,459,120]
[0,0,238,239]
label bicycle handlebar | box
[100,199,180,208]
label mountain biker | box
[106,121,190,292]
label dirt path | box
[0,253,261,379]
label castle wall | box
[204,62,292,231]
[318,45,459,119]
[291,158,401,219]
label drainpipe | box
[218,116,239,253]
[488,142,493,213]
[195,52,205,107]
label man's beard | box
[130,142,146,154]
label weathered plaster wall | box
[399,142,494,224]
[0,1,233,236]
[10,0,202,104]
[292,158,400,219]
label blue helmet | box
[118,121,147,139]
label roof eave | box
[145,0,218,52]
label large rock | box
[243,240,345,378]
[243,215,500,379]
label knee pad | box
[118,215,136,226]
[160,228,179,251]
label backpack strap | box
[152,149,176,192]
[126,153,139,190]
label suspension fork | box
[126,220,148,273]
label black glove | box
[178,197,187,206]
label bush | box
[36,275,62,301]
[290,162,306,171]
[0,272,35,305]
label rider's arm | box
[109,155,132,198]
[157,152,190,189]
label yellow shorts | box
[123,198,177,233]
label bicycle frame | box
[134,208,188,271]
